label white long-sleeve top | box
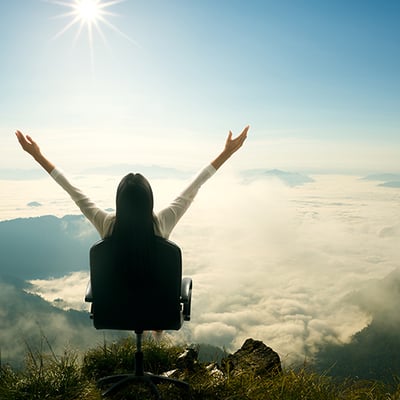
[50,164,216,239]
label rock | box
[165,347,201,380]
[165,339,281,383]
[221,338,281,377]
[176,347,199,372]
[206,362,225,382]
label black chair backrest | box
[89,236,183,331]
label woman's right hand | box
[15,130,42,160]
[211,125,250,170]
[223,125,249,157]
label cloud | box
[2,171,399,366]
[193,322,237,348]
[169,172,398,363]
[28,271,90,311]
[27,201,42,207]
[0,278,124,367]
[378,223,400,238]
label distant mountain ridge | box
[2,166,315,185]
[361,173,400,188]
[0,164,192,181]
[242,169,314,187]
[0,215,230,367]
[0,273,124,367]
[314,268,400,384]
[362,173,400,181]
[0,215,98,279]
[0,168,48,180]
[378,181,400,188]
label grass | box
[0,342,99,400]
[1,335,400,400]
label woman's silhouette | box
[15,127,249,249]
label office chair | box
[85,236,192,398]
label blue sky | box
[1,0,399,173]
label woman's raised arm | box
[211,125,249,170]
[15,130,55,174]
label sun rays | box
[47,0,135,67]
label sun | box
[48,0,134,50]
[75,0,101,22]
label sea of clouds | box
[2,169,399,365]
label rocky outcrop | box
[221,338,281,377]
[166,338,281,382]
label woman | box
[15,126,249,244]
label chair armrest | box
[85,281,93,302]
[181,277,192,321]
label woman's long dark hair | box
[111,173,155,276]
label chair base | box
[98,372,189,399]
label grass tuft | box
[1,335,400,399]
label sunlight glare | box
[76,0,101,22]
[49,0,135,51]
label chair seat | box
[87,236,190,331]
